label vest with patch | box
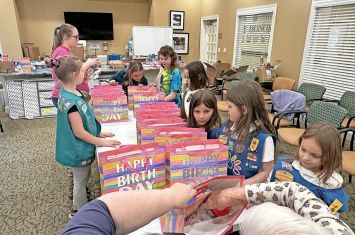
[220,129,271,179]
[270,157,349,213]
[56,88,101,167]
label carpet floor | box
[0,110,354,234]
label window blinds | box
[300,2,355,99]
[233,5,276,69]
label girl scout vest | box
[56,88,101,167]
[214,123,272,178]
[270,157,349,213]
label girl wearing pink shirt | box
[51,23,99,107]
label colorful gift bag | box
[140,118,186,144]
[154,127,207,147]
[134,102,178,116]
[98,143,166,194]
[133,92,165,110]
[127,85,157,110]
[92,94,129,122]
[160,176,245,234]
[166,139,228,185]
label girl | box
[180,61,209,119]
[54,55,121,218]
[210,79,276,184]
[269,122,349,213]
[109,61,148,95]
[51,23,99,107]
[158,45,182,107]
[187,90,221,139]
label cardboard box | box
[0,61,15,73]
[28,47,40,61]
[71,46,84,61]
[21,43,35,58]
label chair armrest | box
[322,98,339,103]
[339,128,355,151]
[274,110,307,130]
[345,116,355,128]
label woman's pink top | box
[51,45,89,98]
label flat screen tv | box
[64,12,114,40]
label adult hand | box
[203,186,247,210]
[109,80,117,86]
[100,139,121,147]
[168,183,196,209]
[99,131,115,138]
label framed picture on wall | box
[173,33,189,54]
[170,10,185,30]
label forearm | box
[98,188,175,235]
[164,91,177,102]
[245,182,353,234]
[73,129,104,146]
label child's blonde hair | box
[296,122,342,183]
[187,90,221,131]
[54,55,82,83]
[226,79,275,143]
[52,23,76,52]
[123,61,143,86]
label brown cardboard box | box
[71,46,85,61]
[21,43,35,58]
[28,47,40,61]
[0,61,15,73]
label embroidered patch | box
[219,135,228,144]
[247,153,257,161]
[228,140,235,151]
[275,170,294,182]
[249,137,259,151]
[281,161,293,171]
[234,143,245,153]
[65,101,72,108]
[329,199,343,214]
[81,160,87,166]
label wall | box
[201,0,312,83]
[15,0,150,56]
[149,0,202,63]
[0,0,22,57]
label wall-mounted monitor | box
[64,12,114,40]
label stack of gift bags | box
[91,84,129,122]
[127,85,160,110]
[97,143,166,194]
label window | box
[232,5,277,69]
[300,0,355,99]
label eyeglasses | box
[71,35,80,40]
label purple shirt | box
[51,45,89,98]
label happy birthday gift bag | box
[98,143,166,194]
[92,94,129,122]
[127,85,157,110]
[133,92,165,110]
[154,127,207,147]
[166,139,228,185]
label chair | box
[263,77,296,101]
[269,90,306,132]
[217,100,228,112]
[338,91,355,128]
[339,128,355,183]
[277,101,348,146]
[298,82,326,106]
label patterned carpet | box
[0,110,354,234]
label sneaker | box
[68,208,78,219]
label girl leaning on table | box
[54,55,121,218]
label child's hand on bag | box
[202,186,247,210]
[101,139,121,147]
[99,131,115,138]
[168,183,197,209]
